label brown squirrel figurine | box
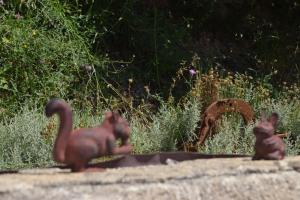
[253,112,285,160]
[45,99,132,172]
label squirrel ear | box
[112,111,120,121]
[105,111,113,119]
[268,112,279,127]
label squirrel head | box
[104,111,130,140]
[253,112,279,137]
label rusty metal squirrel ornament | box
[45,99,132,172]
[253,112,285,160]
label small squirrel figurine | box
[253,112,285,160]
[45,99,132,172]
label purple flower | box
[189,69,196,76]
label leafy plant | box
[0,0,106,114]
[130,97,201,153]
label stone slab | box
[1,156,300,200]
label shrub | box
[200,115,255,155]
[0,107,53,169]
[0,0,105,113]
[130,97,201,153]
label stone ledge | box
[1,156,300,200]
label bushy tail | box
[45,99,73,163]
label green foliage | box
[87,0,191,90]
[0,0,105,113]
[1,0,299,112]
[200,115,255,155]
[130,97,201,153]
[0,107,53,169]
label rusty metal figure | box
[198,99,254,145]
[253,112,285,160]
[45,99,132,172]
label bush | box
[0,0,105,113]
[0,107,53,169]
[200,115,255,155]
[130,97,201,153]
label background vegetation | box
[0,0,299,169]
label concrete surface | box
[1,156,300,200]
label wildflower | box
[128,79,133,83]
[32,30,37,36]
[15,13,23,20]
[144,85,150,93]
[189,69,196,76]
[178,69,183,75]
[82,64,92,72]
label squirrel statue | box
[45,99,132,172]
[253,112,285,160]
